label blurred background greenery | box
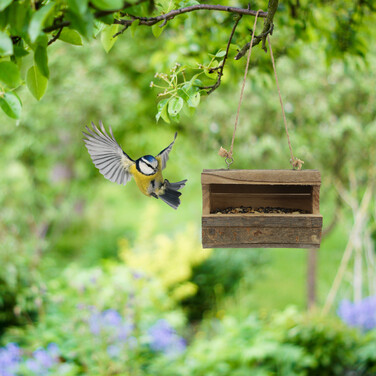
[1,0,376,374]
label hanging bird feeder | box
[201,169,322,248]
[201,12,323,249]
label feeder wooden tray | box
[201,169,323,249]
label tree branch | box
[235,0,279,59]
[113,5,267,34]
[43,21,70,33]
[48,26,64,45]
[201,15,242,94]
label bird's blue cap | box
[143,155,157,162]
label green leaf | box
[131,19,140,38]
[0,31,13,56]
[0,0,12,11]
[177,88,189,102]
[0,92,22,119]
[179,0,199,6]
[66,10,94,39]
[58,28,83,46]
[14,45,30,58]
[91,0,123,10]
[26,65,48,101]
[100,24,119,53]
[187,90,200,107]
[192,78,203,86]
[8,2,31,36]
[204,60,219,79]
[0,62,21,88]
[215,50,226,57]
[151,21,166,38]
[28,2,55,43]
[34,44,49,78]
[168,97,184,117]
[156,98,170,123]
[67,0,88,15]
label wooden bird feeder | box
[201,169,323,249]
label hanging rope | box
[218,9,263,168]
[267,35,304,170]
[219,12,304,170]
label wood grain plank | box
[202,169,321,185]
[202,184,210,215]
[202,242,321,249]
[312,186,320,214]
[202,214,323,228]
[202,226,322,247]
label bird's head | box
[138,155,158,175]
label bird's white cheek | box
[139,164,155,175]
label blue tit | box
[83,121,187,209]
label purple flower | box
[25,343,60,375]
[107,344,121,358]
[338,295,376,331]
[0,343,21,376]
[148,319,186,355]
[88,309,133,343]
[102,309,122,327]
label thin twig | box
[235,0,278,59]
[234,24,274,60]
[114,5,267,32]
[48,26,64,45]
[201,15,242,94]
[42,4,267,40]
[43,21,70,33]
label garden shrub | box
[1,262,186,375]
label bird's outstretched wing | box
[156,132,177,170]
[83,121,134,185]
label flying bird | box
[83,121,187,209]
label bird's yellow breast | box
[130,163,163,196]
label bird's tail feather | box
[159,179,187,209]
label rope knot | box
[218,146,234,168]
[218,146,232,159]
[290,157,304,170]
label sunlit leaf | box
[0,31,13,56]
[168,97,183,117]
[187,91,200,107]
[0,92,22,119]
[26,65,48,101]
[58,29,83,46]
[28,2,55,43]
[215,50,226,57]
[156,98,170,123]
[0,0,12,11]
[131,19,140,38]
[0,61,21,88]
[152,21,166,38]
[91,0,123,10]
[101,24,119,53]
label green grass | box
[219,224,349,317]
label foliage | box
[0,0,375,120]
[2,263,187,375]
[1,1,376,374]
[151,308,376,376]
[119,212,211,302]
[182,249,266,321]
